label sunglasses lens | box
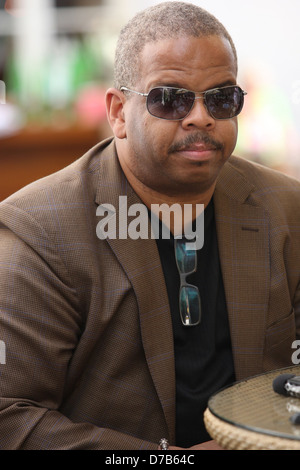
[175,238,197,274]
[205,86,244,119]
[179,286,201,326]
[147,88,194,120]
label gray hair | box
[114,1,238,89]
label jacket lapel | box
[95,140,176,442]
[214,159,270,380]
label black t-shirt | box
[155,198,235,447]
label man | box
[0,1,299,450]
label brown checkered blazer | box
[0,138,299,449]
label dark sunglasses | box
[174,236,201,327]
[121,85,247,121]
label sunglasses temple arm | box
[121,87,148,97]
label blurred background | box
[0,0,299,200]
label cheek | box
[133,117,173,158]
[222,120,238,155]
[127,106,153,144]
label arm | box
[0,203,156,450]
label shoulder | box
[228,155,300,191]
[0,137,115,209]
[217,155,300,222]
[0,138,116,244]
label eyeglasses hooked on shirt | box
[174,236,201,327]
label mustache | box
[168,132,224,154]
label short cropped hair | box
[114,1,238,90]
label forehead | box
[138,35,237,90]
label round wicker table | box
[204,366,300,450]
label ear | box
[105,88,127,139]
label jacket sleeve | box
[0,202,156,450]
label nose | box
[181,97,215,130]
